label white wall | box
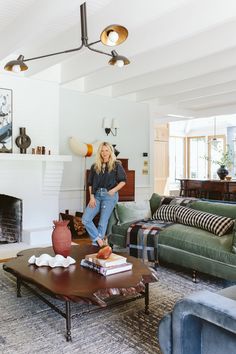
[0,73,59,153]
[0,73,61,244]
[59,89,150,213]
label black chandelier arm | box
[86,39,102,47]
[24,43,84,62]
[87,44,113,57]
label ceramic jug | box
[52,220,71,257]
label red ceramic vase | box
[52,220,71,257]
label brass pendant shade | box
[108,50,130,66]
[100,25,128,46]
[4,3,130,72]
[4,55,28,71]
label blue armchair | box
[158,285,236,354]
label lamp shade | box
[100,25,128,46]
[102,118,111,128]
[4,55,28,72]
[108,50,130,66]
[111,118,119,129]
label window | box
[169,136,185,189]
[188,137,207,179]
[188,135,226,179]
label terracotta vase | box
[52,220,71,257]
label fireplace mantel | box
[0,154,71,162]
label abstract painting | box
[0,88,12,153]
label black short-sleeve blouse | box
[88,161,127,194]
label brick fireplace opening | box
[0,194,22,243]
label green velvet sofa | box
[107,194,236,281]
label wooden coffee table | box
[3,244,157,341]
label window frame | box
[187,134,226,179]
[169,135,186,187]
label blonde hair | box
[94,142,116,173]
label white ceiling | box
[2,0,236,120]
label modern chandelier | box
[4,2,130,73]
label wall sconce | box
[103,118,119,136]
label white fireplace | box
[0,154,71,245]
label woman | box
[82,142,127,247]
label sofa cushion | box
[176,206,234,237]
[115,201,151,224]
[188,200,236,252]
[159,223,236,265]
[149,193,162,215]
[152,204,178,222]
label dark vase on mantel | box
[217,165,228,180]
[15,127,31,154]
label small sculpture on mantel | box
[15,127,31,154]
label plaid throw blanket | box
[127,219,173,262]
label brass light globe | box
[100,25,128,46]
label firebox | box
[0,194,22,243]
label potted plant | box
[203,145,233,180]
[212,146,233,180]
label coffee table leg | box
[17,277,22,297]
[145,283,149,314]
[65,301,72,342]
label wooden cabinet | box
[179,178,236,201]
[85,158,135,205]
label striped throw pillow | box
[176,206,234,236]
[152,204,179,222]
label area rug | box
[0,265,226,354]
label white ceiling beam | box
[150,99,236,120]
[110,47,236,98]
[190,103,236,117]
[157,80,236,106]
[181,91,236,110]
[150,102,196,118]
[136,66,236,102]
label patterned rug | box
[0,264,226,354]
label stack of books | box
[80,252,133,276]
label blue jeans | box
[82,188,118,245]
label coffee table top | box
[3,244,157,307]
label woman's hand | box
[89,195,96,208]
[108,189,116,196]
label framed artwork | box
[0,88,12,153]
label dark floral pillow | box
[170,197,197,207]
[160,196,175,206]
